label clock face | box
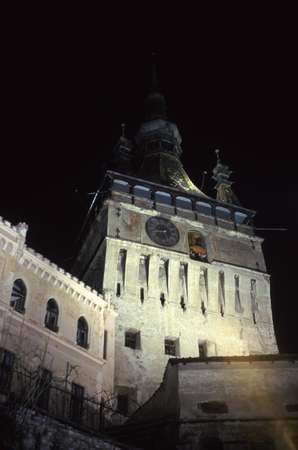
[146,217,179,247]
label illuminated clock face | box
[146,217,179,247]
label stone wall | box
[128,356,298,450]
[99,200,277,406]
[1,408,140,450]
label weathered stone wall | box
[106,200,267,271]
[99,201,277,406]
[7,409,140,450]
[177,358,298,449]
[129,357,298,450]
[0,217,116,396]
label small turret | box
[110,123,134,175]
[212,149,240,205]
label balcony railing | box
[104,171,255,234]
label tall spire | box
[151,52,159,92]
[144,53,167,121]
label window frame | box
[44,298,59,332]
[125,330,141,350]
[76,316,89,349]
[10,278,27,314]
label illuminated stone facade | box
[0,216,116,399]
[72,83,278,413]
[73,172,278,409]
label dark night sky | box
[1,7,297,352]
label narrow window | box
[70,383,84,423]
[165,339,178,356]
[103,330,108,360]
[199,268,208,315]
[116,282,121,297]
[180,296,186,311]
[125,331,140,350]
[10,279,27,313]
[139,255,149,287]
[36,368,52,411]
[198,341,207,358]
[117,249,127,288]
[159,259,169,294]
[140,287,144,303]
[117,394,128,416]
[0,348,15,393]
[234,275,242,313]
[160,292,165,307]
[188,231,207,261]
[179,263,188,302]
[77,317,89,349]
[251,279,258,324]
[44,299,59,332]
[218,271,225,317]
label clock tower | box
[72,78,278,414]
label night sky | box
[1,8,297,352]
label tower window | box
[198,341,207,358]
[10,279,27,314]
[44,298,59,332]
[116,283,121,297]
[160,292,166,306]
[103,330,108,360]
[180,296,186,311]
[76,317,89,349]
[165,339,179,356]
[251,279,258,324]
[140,287,144,303]
[125,330,140,350]
[188,231,207,261]
[218,271,225,317]
[234,275,242,313]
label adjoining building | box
[124,355,298,449]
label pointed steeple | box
[144,53,167,121]
[212,149,240,205]
[134,56,207,196]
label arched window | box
[10,279,27,313]
[188,231,207,261]
[44,299,59,332]
[76,317,89,349]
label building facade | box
[73,82,278,412]
[2,74,293,449]
[0,216,116,414]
